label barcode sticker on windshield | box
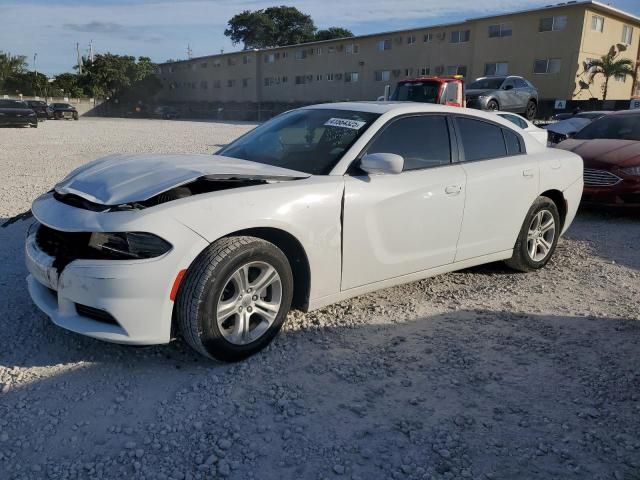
[324,118,367,130]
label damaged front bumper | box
[25,192,209,345]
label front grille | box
[583,168,622,187]
[75,304,119,326]
[35,224,92,272]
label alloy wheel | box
[216,261,282,345]
[526,210,555,262]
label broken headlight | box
[88,232,172,260]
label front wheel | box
[176,236,293,362]
[525,100,537,120]
[505,197,560,272]
[486,99,499,111]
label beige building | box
[157,1,640,106]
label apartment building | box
[157,1,640,106]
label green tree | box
[51,72,83,98]
[80,54,157,98]
[0,52,28,91]
[225,6,316,48]
[586,45,635,100]
[315,27,353,41]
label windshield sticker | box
[324,118,367,130]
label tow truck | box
[379,75,465,107]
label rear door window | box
[455,117,507,161]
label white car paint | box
[495,111,548,145]
[25,102,583,346]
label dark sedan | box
[557,110,640,206]
[0,99,38,128]
[51,102,79,120]
[25,100,53,121]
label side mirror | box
[360,153,404,175]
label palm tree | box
[0,52,28,90]
[586,45,635,100]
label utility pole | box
[187,44,193,59]
[89,40,94,63]
[33,53,38,96]
[76,42,83,74]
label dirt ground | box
[0,118,639,480]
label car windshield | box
[53,103,72,108]
[28,101,46,106]
[573,114,640,141]
[390,81,441,103]
[217,108,380,175]
[468,78,505,90]
[0,100,28,109]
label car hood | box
[54,153,310,206]
[556,139,640,167]
[546,118,591,136]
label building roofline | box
[160,0,640,66]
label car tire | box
[31,121,38,128]
[505,196,560,272]
[525,100,537,120]
[176,236,294,362]
[73,114,79,121]
[486,99,499,111]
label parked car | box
[25,103,582,361]
[50,103,79,120]
[25,100,53,121]
[557,109,640,206]
[495,111,548,144]
[551,110,613,121]
[546,111,613,145]
[465,76,538,120]
[153,105,179,119]
[0,99,38,128]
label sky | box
[2,0,640,76]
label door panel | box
[455,157,539,261]
[342,166,466,290]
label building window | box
[407,35,416,45]
[534,58,562,74]
[375,70,391,81]
[377,39,392,51]
[539,15,567,32]
[591,15,604,32]
[450,30,470,43]
[242,78,249,87]
[316,47,322,55]
[295,50,307,60]
[345,43,359,54]
[200,62,208,68]
[295,75,306,85]
[446,65,467,76]
[327,46,335,54]
[264,53,275,64]
[316,74,323,81]
[424,33,433,42]
[227,79,236,87]
[614,73,626,82]
[484,62,509,75]
[404,68,413,77]
[420,67,430,76]
[327,73,335,82]
[200,80,208,89]
[227,58,236,66]
[622,24,633,44]
[345,72,359,83]
[488,22,512,37]
[213,60,221,67]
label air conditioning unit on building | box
[436,32,446,41]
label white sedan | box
[495,111,549,145]
[26,103,583,361]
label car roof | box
[608,109,640,116]
[303,101,470,115]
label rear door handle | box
[445,185,462,195]
[522,169,535,178]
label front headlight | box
[28,112,36,117]
[620,166,640,176]
[88,232,172,260]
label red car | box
[557,110,640,206]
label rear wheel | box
[176,236,293,361]
[505,197,560,272]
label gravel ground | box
[1,118,639,480]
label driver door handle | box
[445,185,463,195]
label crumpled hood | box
[545,118,591,136]
[54,153,309,206]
